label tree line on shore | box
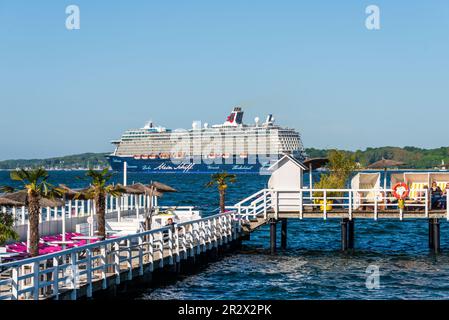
[1,147,448,170]
[307,146,449,169]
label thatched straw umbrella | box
[116,184,145,195]
[58,184,88,241]
[303,158,329,192]
[115,184,161,221]
[1,190,64,250]
[145,182,178,230]
[2,190,63,207]
[149,181,177,193]
[129,183,163,197]
[367,158,405,170]
[367,158,406,190]
[118,181,177,229]
[0,197,23,207]
[58,184,79,200]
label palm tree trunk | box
[145,189,154,231]
[95,192,106,239]
[219,189,225,213]
[28,192,40,257]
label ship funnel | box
[225,106,244,125]
[143,121,153,129]
[265,114,274,125]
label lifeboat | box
[159,153,170,159]
[173,152,185,159]
[133,155,141,160]
[222,153,231,159]
[208,153,216,159]
[239,152,248,159]
[148,154,158,159]
[141,155,149,160]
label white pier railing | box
[0,212,241,300]
[228,188,449,221]
[1,194,159,227]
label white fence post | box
[447,193,449,221]
[348,191,353,220]
[149,233,154,271]
[100,246,107,289]
[323,190,327,220]
[374,194,378,221]
[263,190,267,219]
[127,240,132,280]
[168,228,174,265]
[12,207,16,226]
[202,221,207,253]
[175,227,180,263]
[21,206,26,224]
[70,252,77,300]
[52,257,59,300]
[275,190,279,220]
[181,226,188,259]
[33,261,39,300]
[86,248,93,297]
[11,267,19,300]
[68,201,72,218]
[207,220,213,250]
[138,236,144,276]
[114,242,121,284]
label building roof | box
[303,157,329,170]
[268,154,308,171]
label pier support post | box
[347,219,355,249]
[341,219,348,251]
[270,219,277,255]
[341,218,355,251]
[281,219,287,250]
[429,218,440,253]
[428,219,434,249]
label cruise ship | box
[107,107,305,173]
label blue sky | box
[0,1,448,160]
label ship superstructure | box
[108,107,305,173]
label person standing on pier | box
[430,182,442,209]
[440,183,449,209]
[162,218,176,245]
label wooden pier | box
[0,213,243,300]
[229,187,449,254]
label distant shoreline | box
[0,146,448,170]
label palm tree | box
[1,168,61,256]
[78,168,123,239]
[206,172,236,213]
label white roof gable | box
[268,154,307,171]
